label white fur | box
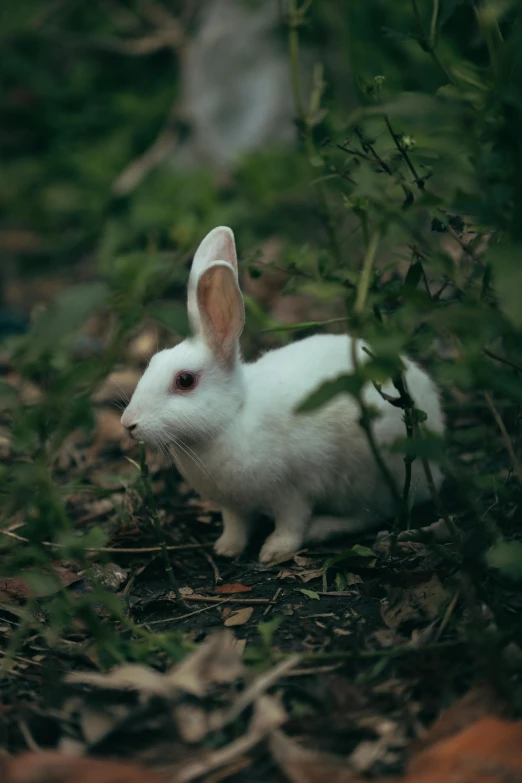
[122,227,445,562]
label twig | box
[483,348,522,374]
[200,547,222,584]
[434,589,459,642]
[390,375,415,529]
[143,598,232,625]
[263,587,283,616]
[351,341,402,507]
[384,115,424,189]
[411,418,460,541]
[484,391,522,484]
[139,444,188,608]
[286,0,342,263]
[182,595,271,604]
[0,529,213,553]
[353,128,392,176]
[261,316,349,333]
[112,125,178,196]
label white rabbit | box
[121,227,445,563]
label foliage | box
[1,0,522,669]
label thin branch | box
[354,230,381,314]
[384,115,424,189]
[0,529,213,553]
[483,348,522,374]
[411,0,457,85]
[351,341,402,507]
[484,391,522,484]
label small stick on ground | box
[192,536,222,583]
[183,595,271,604]
[0,529,213,553]
[144,598,232,625]
[263,587,282,616]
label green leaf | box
[403,262,424,290]
[323,545,375,574]
[389,434,445,460]
[296,374,364,413]
[258,615,285,647]
[485,540,522,581]
[489,244,522,329]
[299,588,320,600]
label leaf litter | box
[2,282,522,782]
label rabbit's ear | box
[196,262,244,367]
[188,227,238,334]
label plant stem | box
[484,391,522,484]
[384,115,424,189]
[411,419,459,542]
[354,229,380,314]
[139,443,188,608]
[390,375,415,530]
[351,340,402,507]
[286,0,341,264]
[429,0,440,48]
[483,348,522,374]
[473,2,503,78]
[411,0,457,85]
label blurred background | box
[1,0,480,344]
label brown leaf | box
[406,716,522,782]
[214,583,252,594]
[410,685,511,755]
[0,752,168,783]
[224,607,254,626]
[166,630,245,695]
[0,564,80,601]
[270,730,363,783]
[381,575,449,630]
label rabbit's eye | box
[175,371,198,391]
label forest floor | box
[1,275,522,783]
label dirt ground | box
[1,279,522,783]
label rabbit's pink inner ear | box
[197,263,244,366]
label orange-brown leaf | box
[215,583,252,594]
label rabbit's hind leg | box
[305,512,378,543]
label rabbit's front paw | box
[214,531,246,558]
[259,532,302,564]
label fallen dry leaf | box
[270,729,362,783]
[224,607,254,626]
[0,564,80,601]
[410,684,511,754]
[67,631,245,700]
[406,716,522,782]
[0,752,167,783]
[214,583,252,594]
[381,574,449,630]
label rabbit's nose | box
[125,423,137,435]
